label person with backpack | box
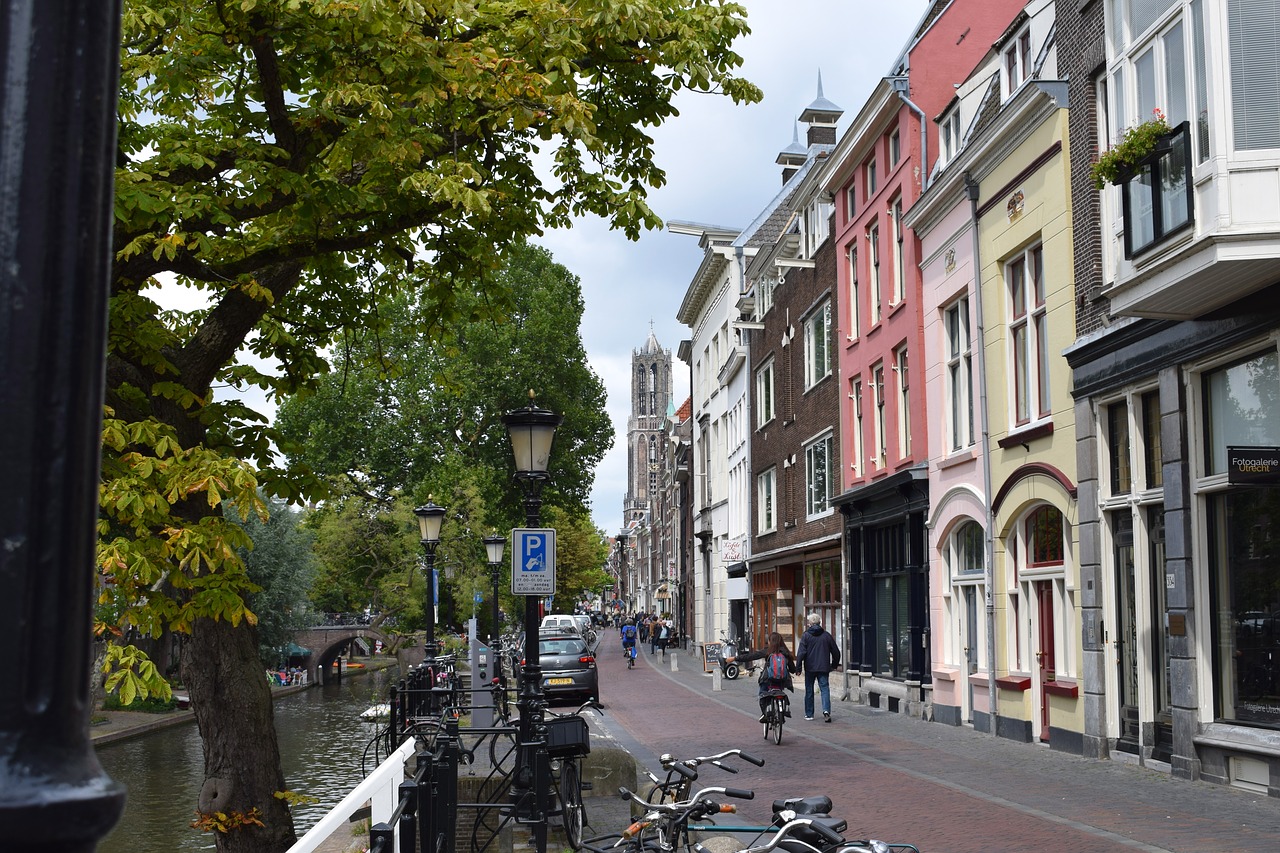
[796,613,842,722]
[620,618,638,668]
[725,631,795,721]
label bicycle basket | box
[545,714,591,757]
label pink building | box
[819,0,1027,717]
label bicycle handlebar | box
[721,787,754,800]
[694,817,844,853]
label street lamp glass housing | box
[502,403,563,477]
[413,502,446,543]
[484,534,507,565]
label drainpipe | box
[965,172,999,737]
[889,76,929,192]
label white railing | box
[288,736,419,853]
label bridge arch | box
[291,625,403,685]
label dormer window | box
[1003,25,1032,98]
[803,197,832,258]
[939,108,961,168]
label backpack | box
[622,624,637,641]
[766,652,788,680]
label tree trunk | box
[181,616,296,852]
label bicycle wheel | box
[559,759,586,850]
[761,707,770,739]
[771,699,784,745]
[488,729,518,776]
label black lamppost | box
[616,529,630,612]
[502,396,562,851]
[414,501,447,658]
[484,533,507,677]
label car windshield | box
[540,638,587,656]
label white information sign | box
[511,528,556,596]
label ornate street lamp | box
[413,501,447,658]
[616,529,630,612]
[502,394,562,851]
[484,532,507,678]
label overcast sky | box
[538,1,929,538]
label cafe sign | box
[1227,446,1280,485]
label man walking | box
[795,613,841,722]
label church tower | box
[624,325,672,528]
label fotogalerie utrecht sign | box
[1227,446,1280,485]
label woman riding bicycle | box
[725,631,795,721]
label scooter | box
[720,633,756,680]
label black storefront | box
[834,465,931,715]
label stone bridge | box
[292,624,420,685]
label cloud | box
[540,1,927,536]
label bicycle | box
[625,642,638,668]
[643,749,766,806]
[582,783,761,853]
[546,699,603,850]
[761,689,789,745]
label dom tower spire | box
[625,324,672,528]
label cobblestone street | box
[579,639,1280,853]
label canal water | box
[96,668,394,853]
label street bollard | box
[711,665,722,691]
[670,653,678,672]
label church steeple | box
[625,324,672,527]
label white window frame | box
[945,296,974,452]
[804,198,832,258]
[865,157,878,199]
[872,363,887,469]
[868,222,881,325]
[758,467,777,534]
[804,431,835,519]
[846,246,859,341]
[891,197,905,305]
[939,108,961,167]
[1007,244,1049,426]
[896,346,911,458]
[889,127,901,168]
[756,359,775,428]
[803,299,833,390]
[944,520,987,673]
[850,377,864,479]
[1002,23,1032,99]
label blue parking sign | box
[511,528,556,595]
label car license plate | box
[546,677,573,686]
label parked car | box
[540,614,580,636]
[537,634,598,703]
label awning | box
[725,561,747,578]
[284,642,311,658]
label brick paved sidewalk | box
[583,643,1280,853]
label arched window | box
[1026,506,1064,567]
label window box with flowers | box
[1093,111,1193,259]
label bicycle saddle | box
[771,795,833,815]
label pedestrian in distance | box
[725,631,796,721]
[658,618,671,657]
[796,613,841,722]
